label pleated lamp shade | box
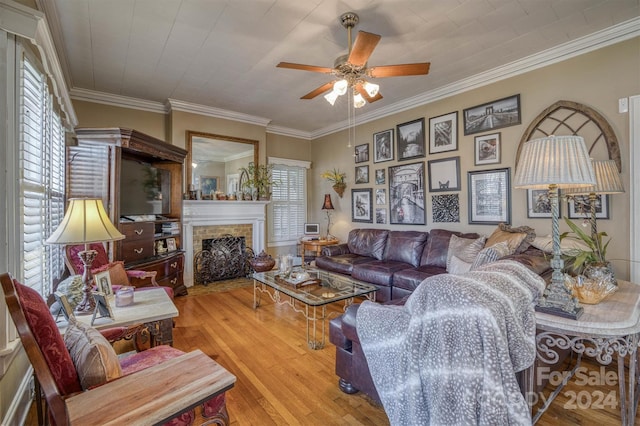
[46,198,125,244]
[514,135,595,189]
[563,159,624,195]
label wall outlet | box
[619,97,629,113]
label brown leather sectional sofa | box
[318,227,552,404]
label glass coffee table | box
[253,268,377,349]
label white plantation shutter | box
[67,142,110,201]
[269,163,307,243]
[19,55,66,295]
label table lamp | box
[514,135,595,319]
[322,194,335,240]
[46,198,125,314]
[563,159,624,240]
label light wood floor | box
[25,283,640,425]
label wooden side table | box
[301,239,339,265]
[526,280,640,425]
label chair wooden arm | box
[126,270,159,287]
[66,350,236,425]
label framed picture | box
[352,189,373,223]
[373,129,394,163]
[428,156,461,192]
[94,271,113,296]
[53,291,74,321]
[375,169,385,185]
[375,208,387,224]
[355,165,369,184]
[388,162,426,225]
[527,189,555,218]
[91,292,114,325]
[463,94,521,135]
[375,189,386,205]
[467,168,511,224]
[568,194,609,219]
[429,111,458,154]
[200,176,219,197]
[396,118,426,161]
[474,132,501,165]
[355,143,369,163]
[166,237,177,252]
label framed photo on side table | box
[91,292,114,325]
[467,168,511,224]
[396,118,425,161]
[352,189,373,223]
[94,271,113,296]
[474,132,501,165]
[429,111,458,154]
[166,237,177,252]
[373,129,394,163]
[53,291,74,321]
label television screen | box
[120,158,171,217]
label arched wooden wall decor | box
[515,100,621,172]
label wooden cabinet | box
[69,128,188,295]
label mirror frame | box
[186,130,259,194]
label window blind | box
[269,164,306,243]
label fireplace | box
[194,235,254,283]
[182,200,268,287]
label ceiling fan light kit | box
[276,11,430,108]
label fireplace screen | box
[194,235,254,284]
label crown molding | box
[70,88,167,113]
[266,125,312,140]
[167,99,271,127]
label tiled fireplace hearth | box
[182,200,268,287]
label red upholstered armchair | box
[64,243,174,299]
[1,272,233,426]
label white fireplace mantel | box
[182,200,268,287]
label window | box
[268,158,310,245]
[19,53,66,295]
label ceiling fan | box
[277,12,430,107]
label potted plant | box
[561,217,616,287]
[321,168,347,198]
[239,163,276,200]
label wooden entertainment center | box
[68,128,188,296]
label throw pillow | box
[531,235,590,254]
[92,261,130,287]
[448,255,473,274]
[470,242,511,270]
[446,234,487,273]
[64,318,122,390]
[485,223,536,255]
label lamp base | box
[535,275,584,320]
[75,249,97,315]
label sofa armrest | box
[322,244,350,256]
[340,297,410,344]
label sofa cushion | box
[352,260,414,287]
[420,229,480,267]
[446,235,486,272]
[485,223,536,254]
[315,254,376,275]
[64,319,122,390]
[382,231,428,267]
[392,265,448,294]
[471,242,511,270]
[347,229,389,260]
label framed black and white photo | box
[467,168,511,224]
[428,156,461,192]
[94,271,113,296]
[352,189,373,223]
[375,169,385,185]
[376,208,387,224]
[429,111,458,154]
[355,165,369,184]
[376,189,386,205]
[354,143,369,163]
[474,132,501,165]
[527,189,554,218]
[373,129,394,163]
[568,194,609,219]
[388,162,426,225]
[396,118,426,161]
[432,194,460,223]
[463,94,521,135]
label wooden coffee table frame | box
[253,269,376,349]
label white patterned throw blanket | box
[357,260,545,426]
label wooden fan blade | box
[301,81,335,99]
[368,63,430,78]
[354,83,383,103]
[277,62,334,74]
[348,31,381,67]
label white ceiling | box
[43,0,639,137]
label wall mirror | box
[186,130,259,199]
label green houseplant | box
[321,168,347,198]
[239,163,276,200]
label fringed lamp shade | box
[513,135,595,319]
